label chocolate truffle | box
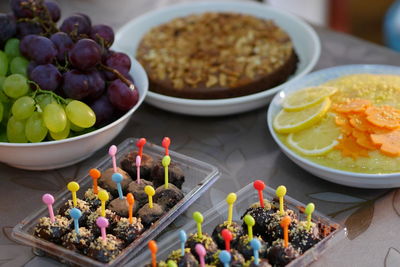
[108,197,140,217]
[151,161,185,189]
[58,199,91,227]
[211,221,243,249]
[98,167,132,197]
[236,235,268,261]
[61,227,94,254]
[290,221,320,253]
[167,248,199,266]
[84,187,113,211]
[137,203,165,227]
[112,217,144,245]
[266,239,300,267]
[154,184,184,211]
[244,258,272,267]
[212,249,245,267]
[87,234,124,263]
[120,151,154,180]
[127,179,153,207]
[34,215,71,244]
[185,233,218,264]
[241,201,274,241]
[86,208,120,236]
[265,210,298,244]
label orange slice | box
[365,105,400,129]
[371,130,400,157]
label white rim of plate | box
[268,64,400,179]
[115,1,321,106]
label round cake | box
[136,12,298,99]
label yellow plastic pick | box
[305,203,315,231]
[67,182,80,207]
[226,193,237,225]
[98,190,109,217]
[193,211,204,238]
[145,185,155,208]
[162,155,171,189]
[244,214,255,242]
[276,185,287,215]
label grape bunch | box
[0,0,139,143]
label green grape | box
[12,96,36,120]
[36,94,53,111]
[65,100,96,128]
[70,121,84,132]
[0,51,8,76]
[0,76,10,103]
[10,57,29,76]
[0,102,3,123]
[25,112,48,142]
[3,74,29,98]
[4,38,21,59]
[7,116,27,143]
[43,103,67,133]
[50,120,70,140]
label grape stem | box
[99,63,136,91]
[29,81,68,105]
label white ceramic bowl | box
[267,64,400,189]
[0,59,148,170]
[114,1,320,116]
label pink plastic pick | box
[96,217,109,242]
[42,194,55,223]
[195,244,206,267]
[108,145,117,173]
[136,138,146,158]
[162,137,170,156]
[136,155,141,184]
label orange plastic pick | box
[127,193,135,224]
[89,168,101,194]
[280,216,291,248]
[148,240,158,267]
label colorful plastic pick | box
[250,238,261,265]
[136,138,146,158]
[162,155,171,189]
[179,230,187,256]
[148,240,158,267]
[136,155,141,184]
[112,173,124,199]
[127,193,135,224]
[98,190,109,217]
[67,181,80,207]
[280,216,291,248]
[167,260,178,267]
[145,185,155,208]
[70,208,82,235]
[89,168,101,194]
[221,229,232,252]
[219,250,231,267]
[42,193,55,223]
[108,145,118,173]
[195,244,206,267]
[244,214,255,242]
[193,211,204,238]
[96,217,109,243]
[305,203,315,231]
[276,185,287,215]
[253,180,266,208]
[226,193,236,225]
[162,137,171,156]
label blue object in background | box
[384,0,400,51]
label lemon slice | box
[287,113,341,156]
[282,86,337,111]
[273,97,331,134]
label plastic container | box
[12,137,220,267]
[133,182,347,266]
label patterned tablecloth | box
[1,0,400,266]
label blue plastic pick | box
[70,208,82,235]
[112,173,124,199]
[179,230,187,256]
[250,238,261,265]
[219,250,231,267]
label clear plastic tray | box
[133,182,347,266]
[12,137,221,267]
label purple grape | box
[44,1,61,22]
[27,61,37,77]
[19,34,35,57]
[10,0,37,18]
[87,70,105,99]
[107,79,139,111]
[29,64,62,91]
[68,38,101,70]
[90,24,114,48]
[26,35,57,64]
[90,95,115,127]
[0,13,16,47]
[16,21,42,38]
[50,32,73,63]
[104,51,131,80]
[60,14,91,36]
[62,70,90,100]
[75,12,91,26]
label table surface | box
[2,0,400,266]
